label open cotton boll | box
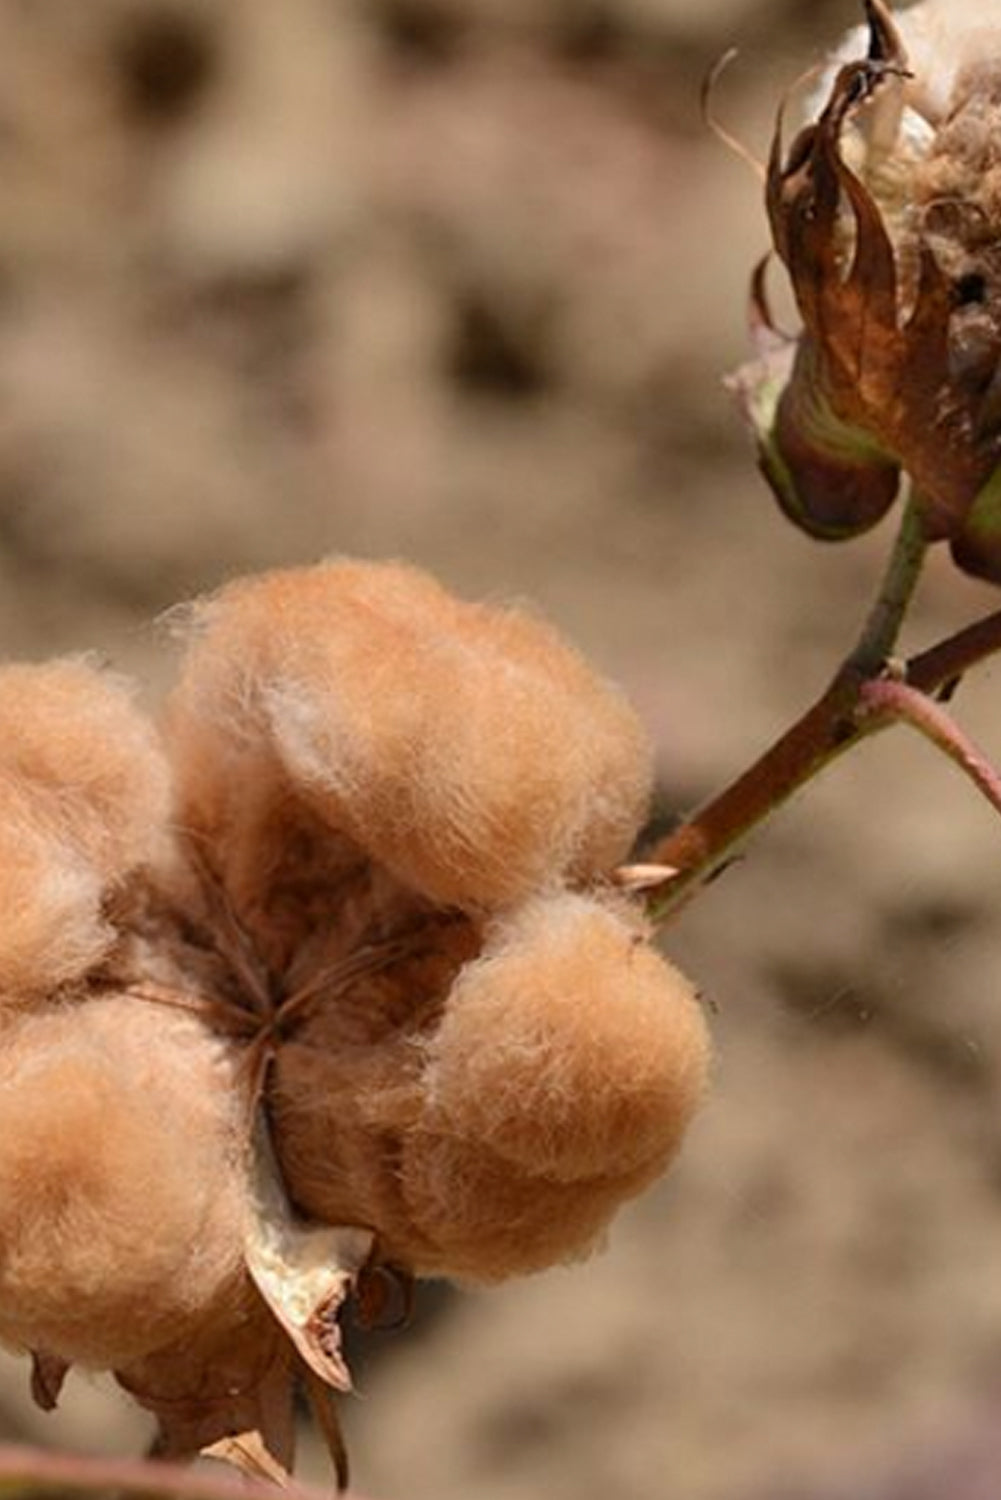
[0,994,246,1367]
[168,561,653,911]
[0,660,171,879]
[422,894,710,1184]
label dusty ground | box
[2,1,1001,1497]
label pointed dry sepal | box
[244,1113,373,1395]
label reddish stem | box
[860,676,1001,819]
[648,605,1001,922]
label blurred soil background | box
[2,1,1001,1497]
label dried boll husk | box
[167,561,653,917]
[272,895,709,1281]
[0,661,171,1000]
[0,993,247,1368]
[117,1276,295,1466]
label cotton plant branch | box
[647,495,1001,924]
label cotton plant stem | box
[846,494,929,671]
[645,496,973,925]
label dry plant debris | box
[0,558,710,1484]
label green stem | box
[847,491,928,671]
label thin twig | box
[859,676,1001,820]
[847,493,928,672]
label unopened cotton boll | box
[422,894,710,1184]
[168,560,653,912]
[0,994,246,1367]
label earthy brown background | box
[2,1,1001,1497]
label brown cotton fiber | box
[167,560,653,911]
[0,661,171,1000]
[0,994,246,1368]
[0,659,170,877]
[0,793,109,999]
[422,894,711,1184]
[398,1131,664,1282]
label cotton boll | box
[423,894,710,1184]
[0,993,246,1367]
[0,660,171,879]
[169,561,653,911]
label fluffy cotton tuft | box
[0,797,109,998]
[0,994,246,1367]
[0,661,172,1000]
[167,560,653,912]
[398,1133,660,1281]
[0,660,170,877]
[423,894,710,1183]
